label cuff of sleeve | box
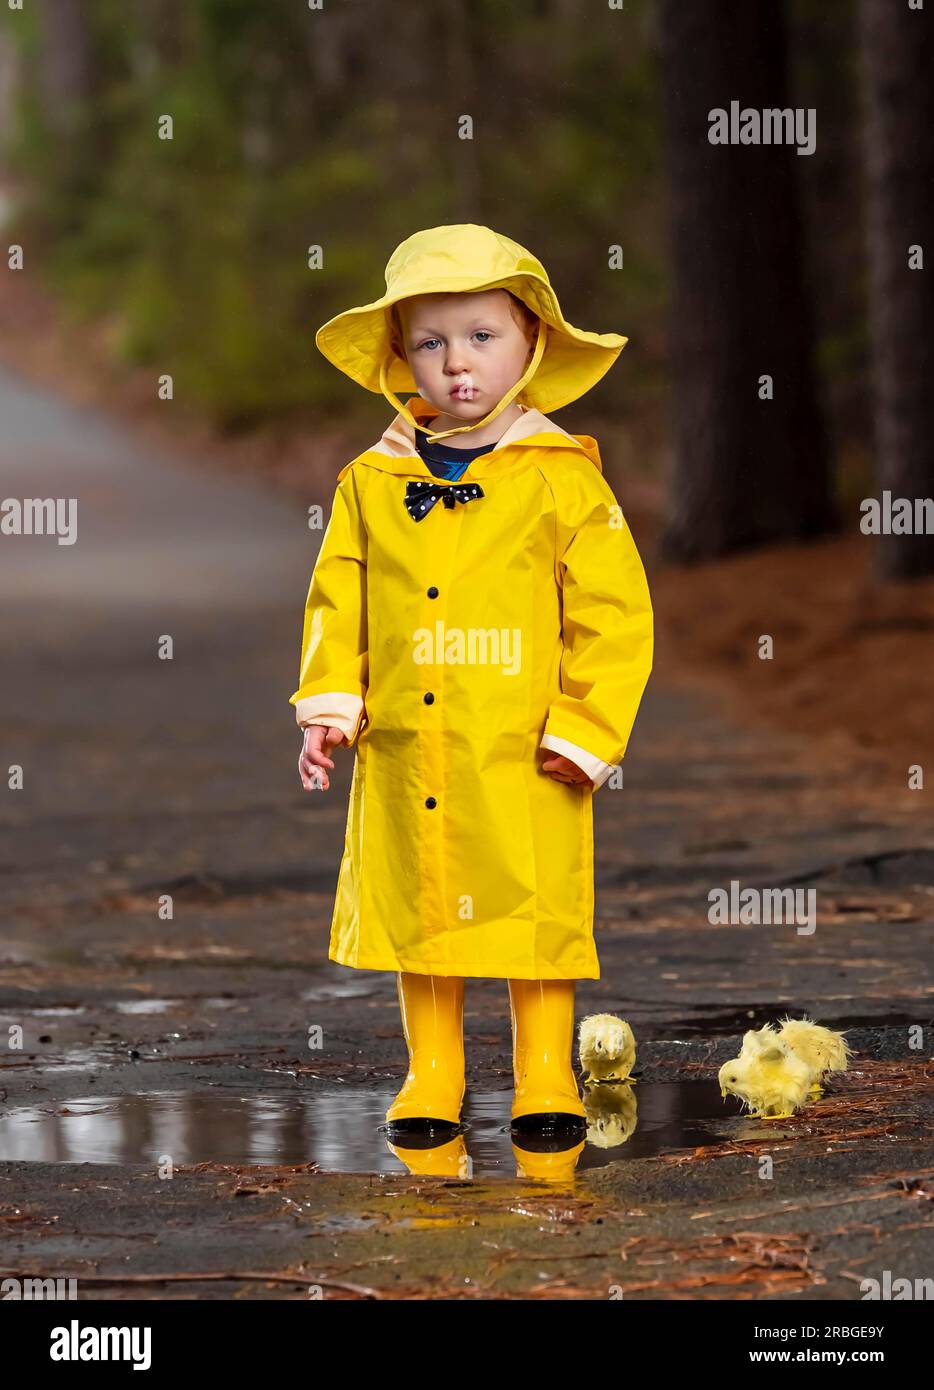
[540,733,616,790]
[294,693,367,747]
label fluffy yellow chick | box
[578,1013,636,1083]
[719,1018,851,1119]
[719,1026,811,1118]
[775,1014,852,1091]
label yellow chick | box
[718,1023,813,1119]
[775,1014,852,1091]
[578,1013,636,1084]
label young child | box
[290,224,653,1140]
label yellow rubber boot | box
[509,979,587,1129]
[385,972,465,1130]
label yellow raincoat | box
[290,225,654,979]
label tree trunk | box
[655,0,836,562]
[858,0,934,580]
[36,0,92,138]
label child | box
[290,224,653,1139]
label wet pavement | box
[1,365,933,1298]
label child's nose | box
[444,345,472,373]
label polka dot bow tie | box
[404,479,485,522]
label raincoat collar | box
[338,397,603,482]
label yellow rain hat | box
[314,223,628,443]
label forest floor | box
[1,271,932,1300]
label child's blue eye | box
[417,333,491,349]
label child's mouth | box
[450,374,479,401]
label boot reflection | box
[511,1133,586,1183]
[386,1131,470,1177]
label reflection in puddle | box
[111,996,242,1014]
[301,980,380,1002]
[30,1044,127,1073]
[0,997,243,1067]
[30,1043,162,1073]
[113,999,181,1015]
[0,1081,729,1176]
[28,1006,88,1017]
[665,1006,917,1037]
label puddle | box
[301,980,380,1002]
[0,1011,162,1070]
[27,1042,153,1073]
[0,1081,731,1175]
[661,1006,927,1037]
[26,1006,88,1018]
[0,942,89,969]
[113,999,182,1016]
[301,962,385,1003]
[0,997,243,1055]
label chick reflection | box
[583,1081,638,1148]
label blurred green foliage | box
[2,0,870,455]
[2,0,665,432]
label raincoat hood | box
[337,396,604,483]
[315,223,628,444]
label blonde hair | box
[388,291,538,361]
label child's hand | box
[299,724,346,792]
[539,751,594,787]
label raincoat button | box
[427,586,439,598]
[424,692,434,704]
[425,796,437,809]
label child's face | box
[394,290,536,424]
